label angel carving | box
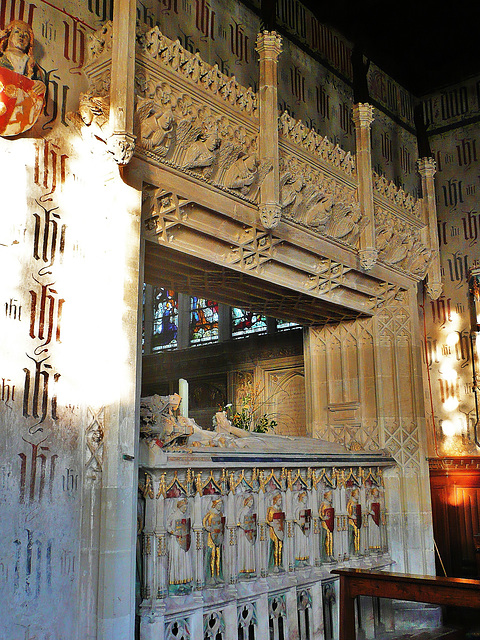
[180,118,221,178]
[136,97,174,156]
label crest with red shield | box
[324,506,335,532]
[210,513,225,546]
[176,517,191,551]
[355,504,362,529]
[0,68,45,136]
[370,502,380,526]
[272,510,285,539]
[243,513,257,543]
[299,508,311,535]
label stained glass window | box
[152,287,178,351]
[276,319,300,331]
[190,297,219,344]
[231,308,267,338]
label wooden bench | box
[332,568,480,640]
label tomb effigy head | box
[0,19,45,136]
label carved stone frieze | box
[373,172,422,219]
[375,208,431,277]
[279,112,356,177]
[87,21,113,62]
[136,25,258,116]
[134,76,271,202]
[279,155,364,247]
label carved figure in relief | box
[366,487,382,553]
[67,93,111,143]
[203,498,225,584]
[267,492,285,571]
[237,494,257,576]
[0,20,45,136]
[293,491,311,566]
[166,498,193,594]
[325,202,364,245]
[319,490,335,561]
[181,118,220,177]
[136,97,174,155]
[347,488,362,556]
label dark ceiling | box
[301,0,480,95]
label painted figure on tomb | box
[319,490,335,561]
[0,20,45,136]
[293,491,311,566]
[347,488,362,556]
[237,494,257,576]
[166,498,193,594]
[203,498,225,584]
[267,492,285,571]
[366,486,382,553]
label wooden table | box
[332,568,480,640]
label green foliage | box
[223,392,277,434]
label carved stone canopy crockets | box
[75,22,443,307]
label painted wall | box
[0,0,462,637]
[421,76,480,456]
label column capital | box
[416,157,437,177]
[352,103,374,128]
[256,31,282,58]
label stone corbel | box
[256,31,282,229]
[107,131,136,166]
[417,158,443,300]
[352,104,377,271]
[109,0,137,166]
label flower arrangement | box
[223,387,277,434]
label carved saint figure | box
[267,492,285,571]
[293,491,311,566]
[0,20,45,136]
[347,488,362,556]
[0,20,42,84]
[203,498,225,584]
[366,487,382,553]
[319,490,335,561]
[237,494,257,576]
[166,498,193,594]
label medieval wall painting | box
[422,110,480,456]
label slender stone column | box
[352,103,377,271]
[256,31,282,229]
[417,158,443,300]
[108,0,137,164]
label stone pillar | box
[255,31,282,229]
[95,179,143,640]
[108,0,136,164]
[352,103,377,271]
[417,158,443,300]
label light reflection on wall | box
[49,132,141,409]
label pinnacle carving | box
[416,157,437,177]
[255,31,282,57]
[352,103,374,128]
